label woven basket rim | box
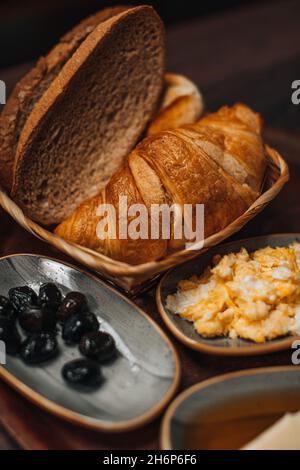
[0,144,289,285]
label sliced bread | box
[10,5,165,225]
[0,6,128,192]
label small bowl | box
[161,365,300,450]
[0,254,180,432]
[157,234,300,356]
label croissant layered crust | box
[55,103,267,265]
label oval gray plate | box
[161,366,300,450]
[0,254,180,432]
[157,234,300,356]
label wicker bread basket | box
[0,143,289,293]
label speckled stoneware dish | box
[161,366,300,450]
[157,234,300,356]
[0,254,180,432]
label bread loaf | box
[147,73,204,135]
[55,103,266,265]
[2,6,166,225]
[0,6,128,192]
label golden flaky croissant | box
[55,103,266,265]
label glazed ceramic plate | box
[157,234,300,356]
[0,254,180,432]
[161,366,300,450]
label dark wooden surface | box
[0,0,300,450]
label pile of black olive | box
[0,283,117,388]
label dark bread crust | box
[0,6,128,191]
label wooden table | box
[0,0,300,449]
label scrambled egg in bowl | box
[166,243,300,343]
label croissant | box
[55,103,266,265]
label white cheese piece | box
[271,267,293,280]
[242,412,300,450]
[166,281,214,313]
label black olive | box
[20,332,58,364]
[62,359,103,387]
[79,331,116,362]
[0,317,21,355]
[38,283,62,311]
[62,311,99,344]
[19,305,56,333]
[57,291,87,322]
[9,286,37,313]
[0,295,16,323]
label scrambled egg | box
[166,243,300,343]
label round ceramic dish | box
[157,233,300,356]
[161,365,300,450]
